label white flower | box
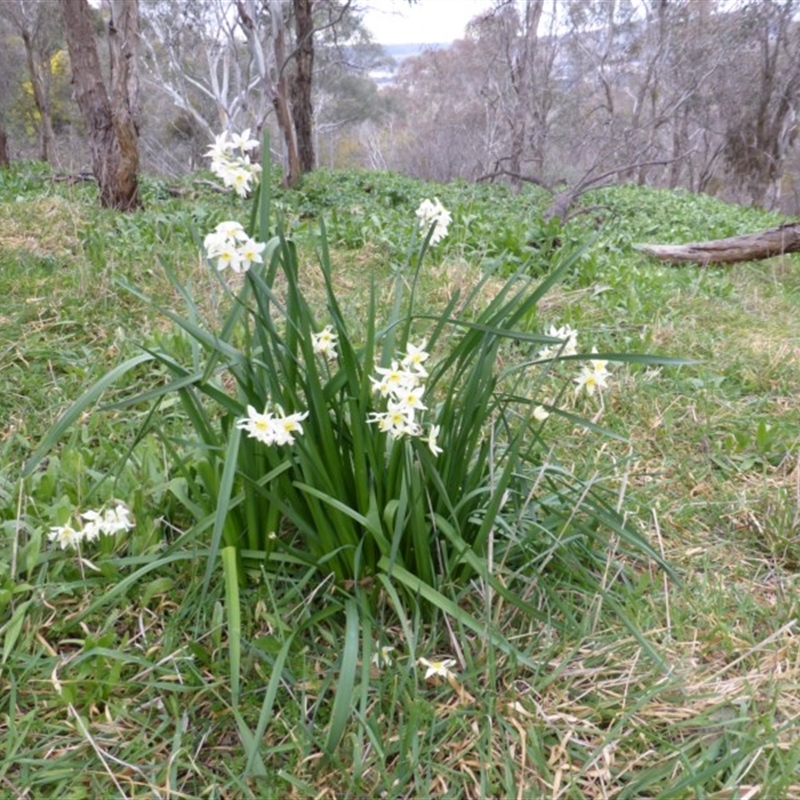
[223,166,255,198]
[237,236,266,271]
[270,406,310,446]
[206,130,261,197]
[102,504,134,535]
[312,326,338,360]
[374,360,415,394]
[204,222,265,274]
[236,404,276,445]
[248,161,263,181]
[588,347,609,374]
[79,510,104,541]
[50,503,134,551]
[425,424,443,456]
[415,198,451,245]
[401,342,429,376]
[369,374,392,398]
[367,342,436,443]
[214,220,247,241]
[48,524,83,551]
[575,365,610,396]
[371,644,395,668]
[533,405,550,421]
[203,230,228,258]
[537,324,578,360]
[369,407,420,440]
[214,242,243,273]
[230,128,259,153]
[418,657,457,680]
[236,404,309,446]
[205,130,231,161]
[394,386,426,413]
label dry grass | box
[0,196,80,260]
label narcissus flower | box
[369,406,421,440]
[575,364,610,396]
[312,326,338,360]
[204,222,265,274]
[537,324,579,360]
[229,128,259,152]
[401,342,430,375]
[101,504,135,535]
[588,347,609,375]
[49,503,134,551]
[415,198,451,245]
[236,405,275,445]
[236,403,309,446]
[205,130,231,161]
[237,237,266,271]
[206,129,261,198]
[418,657,457,680]
[48,523,84,551]
[271,407,310,446]
[425,424,443,456]
[371,644,396,668]
[374,360,417,393]
[213,220,247,242]
[368,342,440,447]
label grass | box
[2,161,800,797]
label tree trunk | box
[508,0,544,193]
[635,223,800,265]
[270,0,300,187]
[237,0,301,187]
[273,88,301,187]
[290,0,314,175]
[0,120,9,167]
[106,0,141,205]
[59,0,141,210]
[20,29,56,162]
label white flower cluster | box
[205,129,262,198]
[311,325,338,361]
[415,197,452,245]
[536,324,613,399]
[48,504,134,551]
[367,343,442,455]
[369,640,458,682]
[372,642,456,681]
[203,220,266,274]
[574,349,611,397]
[236,403,309,447]
[536,323,579,361]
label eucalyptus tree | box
[717,0,800,206]
[0,117,8,166]
[557,0,686,184]
[374,0,800,211]
[382,1,560,185]
[59,0,141,210]
[141,0,368,186]
[385,37,501,181]
[140,0,246,143]
[0,0,63,162]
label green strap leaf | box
[22,352,154,477]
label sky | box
[360,0,494,45]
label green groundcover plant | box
[24,135,681,678]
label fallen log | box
[634,222,800,265]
